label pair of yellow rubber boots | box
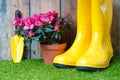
[53,0,113,71]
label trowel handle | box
[15,9,22,18]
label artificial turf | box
[0,56,120,80]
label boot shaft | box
[92,0,113,33]
[77,0,91,30]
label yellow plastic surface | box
[54,0,113,68]
[76,0,113,68]
[11,35,24,63]
[53,0,92,66]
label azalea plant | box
[13,11,70,46]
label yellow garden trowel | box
[11,35,24,63]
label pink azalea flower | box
[64,22,67,25]
[47,11,58,23]
[39,13,50,23]
[13,18,19,25]
[24,32,29,37]
[23,16,35,30]
[29,31,35,37]
[35,20,43,27]
[24,24,34,30]
[54,22,60,31]
[63,13,68,18]
[32,14,39,20]
[13,18,25,28]
[19,18,25,26]
[16,25,21,29]
[48,11,58,18]
[31,14,43,26]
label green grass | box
[0,56,120,80]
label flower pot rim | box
[40,42,67,45]
[40,42,67,50]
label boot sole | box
[76,57,113,71]
[54,63,75,68]
[76,66,106,71]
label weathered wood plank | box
[30,0,60,14]
[112,0,120,55]
[0,0,13,60]
[61,0,77,49]
[30,0,60,59]
[31,41,42,59]
[0,0,29,60]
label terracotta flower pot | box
[40,43,67,64]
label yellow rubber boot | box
[11,35,24,63]
[53,0,91,67]
[76,0,113,70]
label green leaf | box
[44,28,53,33]
[25,40,31,47]
[58,33,61,40]
[51,32,56,38]
[48,25,54,28]
[43,36,46,39]
[32,36,39,41]
[35,29,42,34]
[64,18,69,23]
[41,30,45,36]
[24,37,28,41]
[55,33,59,39]
[15,29,19,35]
[20,30,25,36]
